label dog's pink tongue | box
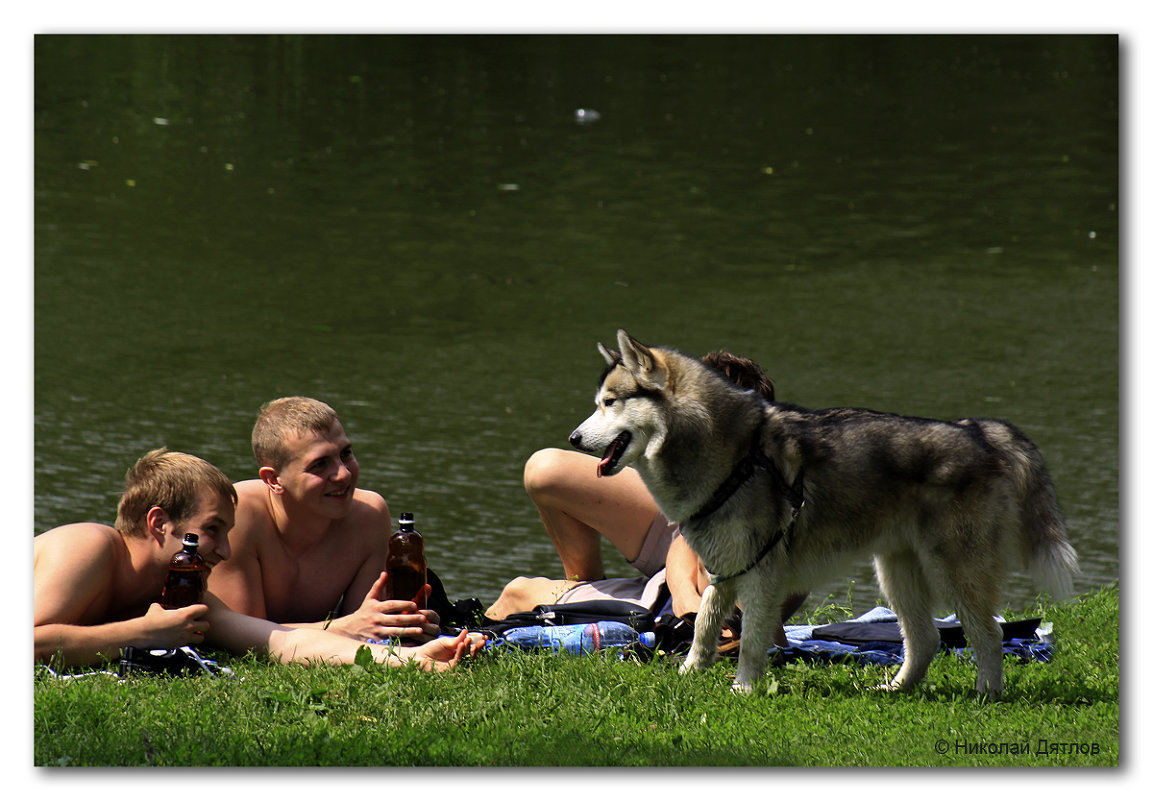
[597,437,622,477]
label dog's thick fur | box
[570,330,1078,695]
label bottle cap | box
[639,631,657,648]
[182,532,200,546]
[399,512,414,524]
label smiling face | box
[267,421,360,518]
[170,487,236,570]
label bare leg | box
[484,576,579,620]
[524,449,660,580]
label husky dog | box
[570,330,1078,695]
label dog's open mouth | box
[597,432,632,477]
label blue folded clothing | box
[778,607,1054,666]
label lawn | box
[33,585,1118,768]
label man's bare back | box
[35,523,142,627]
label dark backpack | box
[468,582,697,653]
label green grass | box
[34,585,1118,767]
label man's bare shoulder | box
[231,481,277,540]
[234,479,271,506]
[341,489,390,547]
[352,488,389,514]
[34,523,123,624]
[349,488,389,523]
[34,522,121,566]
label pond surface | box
[34,34,1118,613]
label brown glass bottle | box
[160,532,207,609]
[384,513,427,606]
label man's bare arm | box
[202,595,475,669]
[35,604,209,666]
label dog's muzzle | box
[571,430,631,477]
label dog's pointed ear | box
[617,329,667,390]
[597,342,620,365]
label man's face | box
[275,422,360,517]
[172,488,236,571]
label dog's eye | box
[604,397,616,407]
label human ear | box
[258,465,285,495]
[144,506,171,545]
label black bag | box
[810,617,1044,649]
[118,645,234,678]
[537,599,655,628]
[493,599,658,634]
[423,568,489,630]
[474,582,697,651]
[447,575,699,652]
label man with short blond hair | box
[114,448,238,537]
[250,396,342,472]
[209,397,439,642]
[35,448,476,670]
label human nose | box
[208,531,231,563]
[335,455,357,483]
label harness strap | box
[688,450,751,522]
[707,496,803,586]
[687,427,806,585]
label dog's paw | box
[871,682,900,692]
[680,649,715,674]
[974,681,1004,701]
[680,656,708,674]
[730,679,755,695]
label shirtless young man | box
[208,397,438,643]
[487,351,806,647]
[34,448,476,670]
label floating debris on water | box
[574,108,601,125]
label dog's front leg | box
[680,580,736,675]
[732,573,783,693]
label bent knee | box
[524,448,585,497]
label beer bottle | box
[384,512,427,606]
[160,532,207,609]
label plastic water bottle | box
[498,622,656,654]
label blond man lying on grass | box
[34,448,480,670]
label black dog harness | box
[687,429,806,586]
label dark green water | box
[34,34,1118,612]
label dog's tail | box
[997,423,1080,600]
[1025,496,1079,601]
